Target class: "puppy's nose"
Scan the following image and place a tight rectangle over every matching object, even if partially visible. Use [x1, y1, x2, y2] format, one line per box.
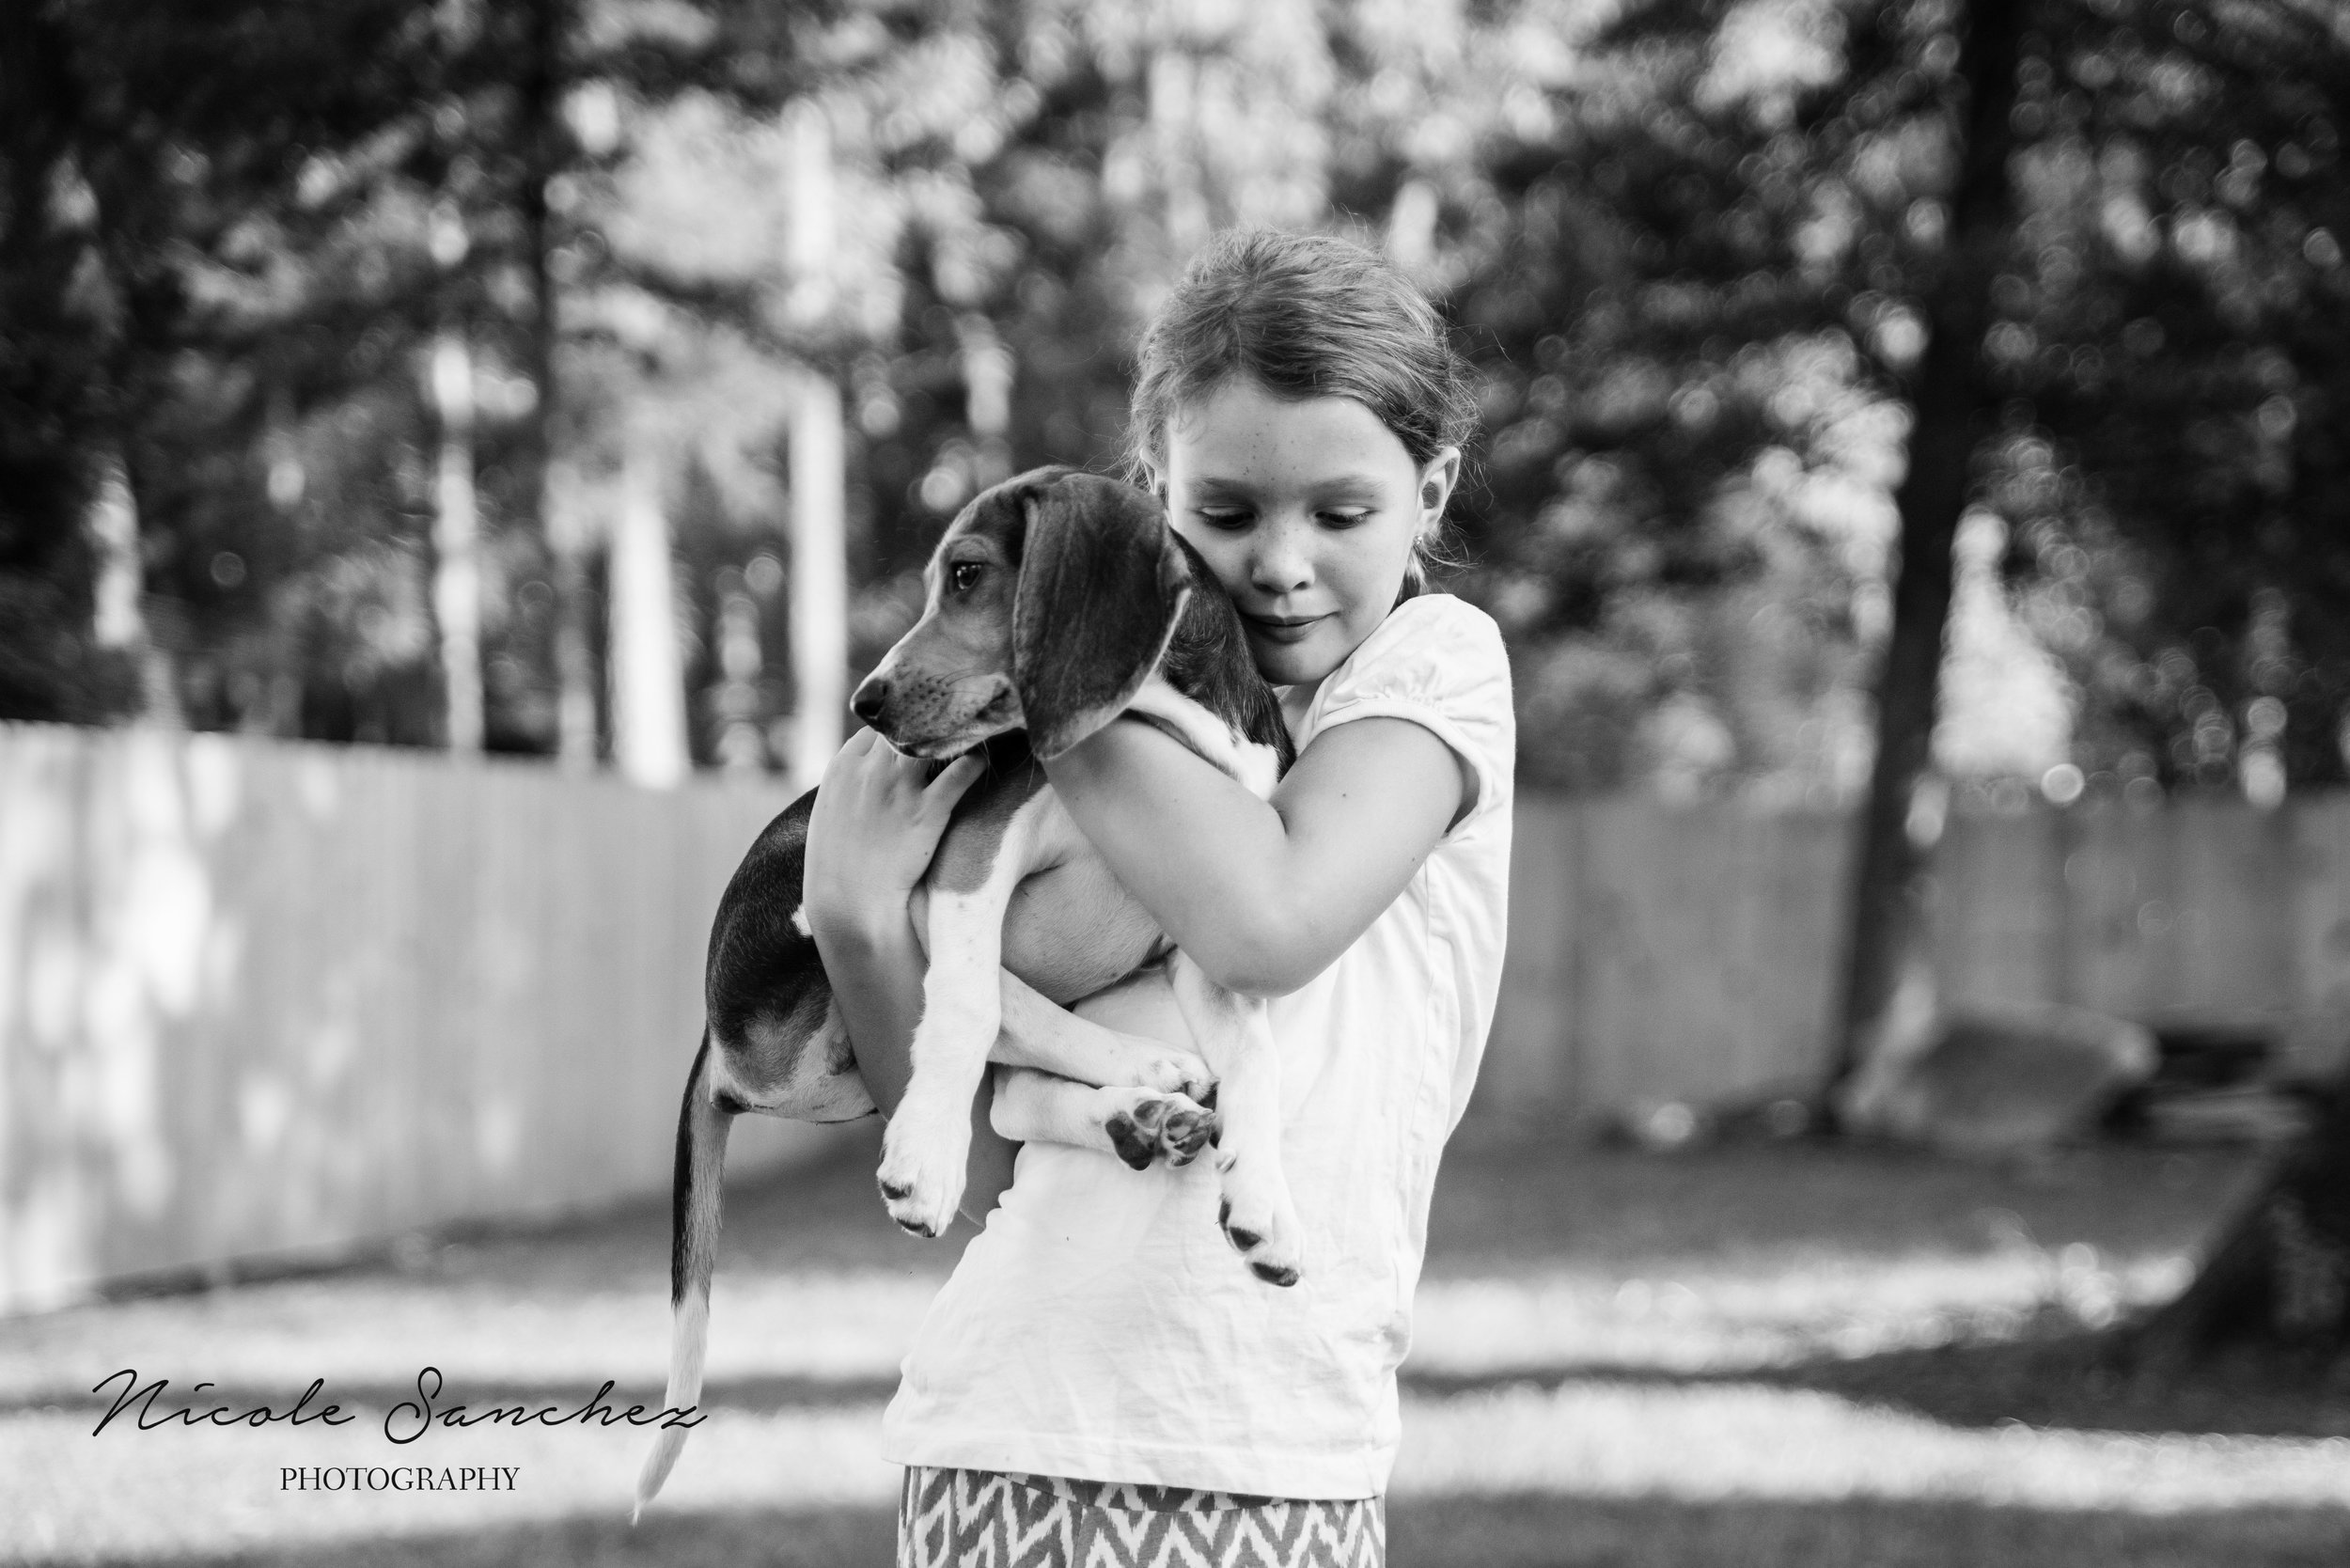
[850, 677, 887, 726]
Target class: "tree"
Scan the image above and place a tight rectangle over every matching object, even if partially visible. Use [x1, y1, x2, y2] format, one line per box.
[2014, 0, 2350, 797]
[0, 0, 432, 728]
[1827, 0, 2030, 1118]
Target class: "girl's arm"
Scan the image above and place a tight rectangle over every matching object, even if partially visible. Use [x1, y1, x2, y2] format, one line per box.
[802, 730, 1016, 1227]
[1041, 715, 1467, 997]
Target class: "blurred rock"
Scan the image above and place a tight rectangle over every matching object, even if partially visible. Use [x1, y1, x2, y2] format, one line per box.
[2140, 1086, 2316, 1146]
[1621, 1098, 1711, 1152]
[1845, 1003, 2158, 1157]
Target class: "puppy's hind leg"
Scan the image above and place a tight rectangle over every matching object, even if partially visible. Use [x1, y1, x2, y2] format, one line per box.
[1170, 957, 1303, 1286]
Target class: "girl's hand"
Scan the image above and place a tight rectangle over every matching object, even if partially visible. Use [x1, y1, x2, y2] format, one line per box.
[803, 729, 986, 939]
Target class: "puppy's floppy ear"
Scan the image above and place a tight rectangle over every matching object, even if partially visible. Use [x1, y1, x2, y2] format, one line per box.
[1011, 471, 1188, 760]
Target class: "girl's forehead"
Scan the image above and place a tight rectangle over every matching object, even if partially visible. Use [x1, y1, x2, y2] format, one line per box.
[1165, 379, 1412, 478]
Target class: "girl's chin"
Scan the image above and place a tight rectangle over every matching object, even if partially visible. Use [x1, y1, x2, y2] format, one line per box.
[1244, 623, 1350, 687]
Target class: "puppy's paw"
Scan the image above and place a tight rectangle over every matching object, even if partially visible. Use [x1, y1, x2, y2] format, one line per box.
[1215, 1163, 1305, 1287]
[1100, 1086, 1215, 1170]
[1158, 1100, 1218, 1167]
[1136, 1051, 1217, 1106]
[875, 1106, 968, 1239]
[1103, 1092, 1164, 1171]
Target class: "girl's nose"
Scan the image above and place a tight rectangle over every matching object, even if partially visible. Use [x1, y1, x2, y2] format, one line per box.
[1249, 519, 1314, 596]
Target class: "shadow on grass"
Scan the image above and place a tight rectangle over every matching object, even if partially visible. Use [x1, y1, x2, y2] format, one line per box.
[45, 1494, 2350, 1568]
[1406, 1327, 2350, 1442]
[1774, 1327, 2350, 1440]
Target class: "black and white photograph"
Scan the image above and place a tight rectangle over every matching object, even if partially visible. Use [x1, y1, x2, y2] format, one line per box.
[4, 0, 2350, 1563]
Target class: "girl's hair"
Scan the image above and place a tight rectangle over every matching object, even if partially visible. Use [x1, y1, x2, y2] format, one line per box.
[1126, 228, 1480, 594]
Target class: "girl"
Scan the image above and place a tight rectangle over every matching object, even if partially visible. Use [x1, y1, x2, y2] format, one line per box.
[805, 228, 1514, 1568]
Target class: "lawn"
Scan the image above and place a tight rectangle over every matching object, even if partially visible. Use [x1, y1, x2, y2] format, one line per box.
[6, 1123, 2347, 1566]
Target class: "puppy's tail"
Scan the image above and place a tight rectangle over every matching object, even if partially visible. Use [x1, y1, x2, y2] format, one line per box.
[634, 1027, 731, 1522]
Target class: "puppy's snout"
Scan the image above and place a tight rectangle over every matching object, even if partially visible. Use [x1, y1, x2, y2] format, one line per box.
[850, 675, 887, 726]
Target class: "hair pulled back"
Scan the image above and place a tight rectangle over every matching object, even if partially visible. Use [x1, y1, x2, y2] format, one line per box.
[1126, 228, 1480, 488]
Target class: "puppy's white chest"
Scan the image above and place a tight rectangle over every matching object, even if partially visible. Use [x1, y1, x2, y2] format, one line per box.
[1123, 675, 1283, 801]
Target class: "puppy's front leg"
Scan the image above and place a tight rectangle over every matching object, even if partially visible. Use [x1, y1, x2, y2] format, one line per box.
[1169, 957, 1303, 1286]
[994, 970, 1214, 1102]
[988, 1067, 1217, 1169]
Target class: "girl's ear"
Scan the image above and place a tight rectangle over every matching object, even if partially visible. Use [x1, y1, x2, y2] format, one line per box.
[1418, 446, 1462, 522]
[1012, 472, 1190, 760]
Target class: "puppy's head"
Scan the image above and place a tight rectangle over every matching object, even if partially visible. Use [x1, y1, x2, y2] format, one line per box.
[853, 467, 1187, 760]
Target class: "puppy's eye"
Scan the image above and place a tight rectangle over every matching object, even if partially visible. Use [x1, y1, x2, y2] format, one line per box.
[949, 561, 984, 593]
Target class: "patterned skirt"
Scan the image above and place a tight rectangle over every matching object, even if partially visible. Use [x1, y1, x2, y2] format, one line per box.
[897, 1465, 1385, 1568]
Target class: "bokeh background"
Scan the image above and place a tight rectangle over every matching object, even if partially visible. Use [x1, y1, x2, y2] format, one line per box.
[7, 0, 2350, 1564]
[11, 0, 2349, 799]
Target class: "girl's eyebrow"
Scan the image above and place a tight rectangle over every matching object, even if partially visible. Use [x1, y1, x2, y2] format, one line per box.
[1190, 475, 1386, 503]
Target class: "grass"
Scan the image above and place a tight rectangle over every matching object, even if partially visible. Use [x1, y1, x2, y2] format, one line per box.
[8, 1122, 2349, 1566]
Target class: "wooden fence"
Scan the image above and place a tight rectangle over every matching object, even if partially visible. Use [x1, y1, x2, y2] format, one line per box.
[0, 723, 828, 1313]
[1481, 792, 2350, 1123]
[6, 721, 2348, 1309]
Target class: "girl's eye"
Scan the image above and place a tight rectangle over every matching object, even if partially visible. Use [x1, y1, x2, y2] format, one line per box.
[1318, 510, 1371, 528]
[949, 562, 983, 592]
[1195, 509, 1253, 530]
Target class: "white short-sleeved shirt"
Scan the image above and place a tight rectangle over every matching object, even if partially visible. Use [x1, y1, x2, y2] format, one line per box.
[878, 593, 1514, 1499]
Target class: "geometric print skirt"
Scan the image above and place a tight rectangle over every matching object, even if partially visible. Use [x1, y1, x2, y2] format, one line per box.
[898, 1466, 1385, 1568]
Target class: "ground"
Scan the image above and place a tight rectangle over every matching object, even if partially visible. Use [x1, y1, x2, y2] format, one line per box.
[5, 1124, 2347, 1566]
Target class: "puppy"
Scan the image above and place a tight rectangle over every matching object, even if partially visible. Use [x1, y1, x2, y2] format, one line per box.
[635, 469, 1304, 1515]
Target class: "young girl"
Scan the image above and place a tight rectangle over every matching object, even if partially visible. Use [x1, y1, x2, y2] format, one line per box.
[804, 228, 1514, 1568]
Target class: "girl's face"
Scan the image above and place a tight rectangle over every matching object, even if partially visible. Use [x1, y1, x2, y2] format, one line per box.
[1161, 376, 1458, 691]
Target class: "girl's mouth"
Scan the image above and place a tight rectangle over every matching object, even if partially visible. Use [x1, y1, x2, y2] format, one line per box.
[1245, 612, 1330, 646]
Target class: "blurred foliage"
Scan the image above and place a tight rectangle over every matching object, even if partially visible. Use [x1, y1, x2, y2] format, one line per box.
[2, 0, 2347, 794]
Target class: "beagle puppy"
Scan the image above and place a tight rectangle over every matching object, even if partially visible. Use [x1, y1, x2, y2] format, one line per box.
[636, 469, 1304, 1514]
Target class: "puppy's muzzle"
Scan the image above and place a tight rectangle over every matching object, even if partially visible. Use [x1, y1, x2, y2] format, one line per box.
[852, 669, 1019, 758]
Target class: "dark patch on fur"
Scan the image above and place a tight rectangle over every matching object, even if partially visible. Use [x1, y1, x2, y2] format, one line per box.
[702, 791, 828, 1058]
[670, 1033, 714, 1307]
[1010, 472, 1189, 760]
[1157, 532, 1296, 774]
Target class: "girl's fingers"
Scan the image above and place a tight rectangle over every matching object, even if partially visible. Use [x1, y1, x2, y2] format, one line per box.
[924, 752, 987, 813]
[820, 726, 881, 786]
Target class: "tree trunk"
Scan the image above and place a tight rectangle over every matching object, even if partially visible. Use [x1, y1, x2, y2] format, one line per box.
[2137, 1070, 2350, 1360]
[429, 329, 484, 753]
[1823, 0, 2030, 1125]
[522, 0, 598, 769]
[85, 438, 181, 726]
[609, 435, 690, 788]
[786, 369, 848, 788]
[782, 103, 847, 788]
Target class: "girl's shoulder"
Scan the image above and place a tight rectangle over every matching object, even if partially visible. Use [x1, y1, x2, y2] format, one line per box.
[1298, 592, 1515, 823]
[1319, 592, 1512, 712]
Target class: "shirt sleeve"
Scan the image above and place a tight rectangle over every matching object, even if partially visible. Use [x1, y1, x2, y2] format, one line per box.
[1304, 595, 1516, 833]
